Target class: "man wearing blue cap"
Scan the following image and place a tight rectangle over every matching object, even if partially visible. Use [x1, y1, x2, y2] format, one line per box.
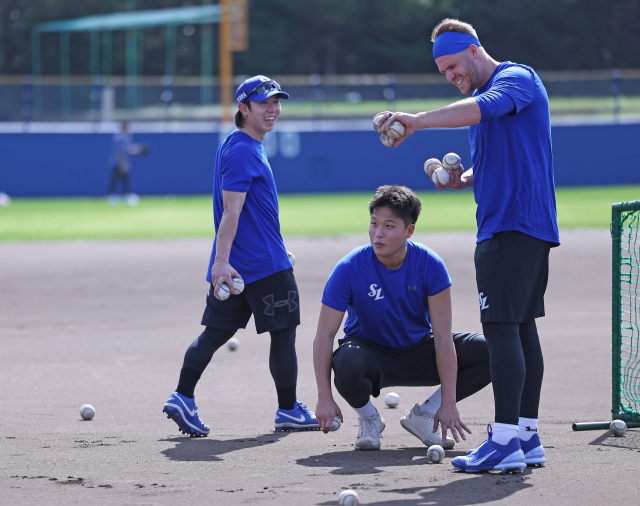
[163, 76, 320, 435]
[376, 18, 559, 472]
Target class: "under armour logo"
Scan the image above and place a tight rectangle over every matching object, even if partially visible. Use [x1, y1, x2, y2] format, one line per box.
[263, 291, 298, 315]
[479, 292, 490, 310]
[407, 285, 417, 292]
[368, 284, 384, 300]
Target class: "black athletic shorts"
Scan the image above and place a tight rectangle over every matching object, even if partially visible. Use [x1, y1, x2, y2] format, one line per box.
[333, 332, 483, 398]
[201, 268, 300, 334]
[474, 230, 552, 323]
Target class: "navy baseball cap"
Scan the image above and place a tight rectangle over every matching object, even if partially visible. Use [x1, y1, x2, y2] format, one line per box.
[235, 75, 290, 104]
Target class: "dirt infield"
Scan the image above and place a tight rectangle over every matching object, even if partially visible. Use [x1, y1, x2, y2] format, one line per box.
[1, 231, 639, 505]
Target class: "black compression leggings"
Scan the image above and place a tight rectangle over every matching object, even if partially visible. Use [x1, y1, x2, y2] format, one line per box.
[482, 321, 544, 425]
[176, 326, 298, 409]
[333, 335, 491, 409]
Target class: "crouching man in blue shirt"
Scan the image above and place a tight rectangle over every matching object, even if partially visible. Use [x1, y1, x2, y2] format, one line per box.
[313, 185, 491, 451]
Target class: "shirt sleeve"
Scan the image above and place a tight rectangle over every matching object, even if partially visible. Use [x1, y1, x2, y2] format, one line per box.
[475, 66, 535, 122]
[321, 260, 353, 312]
[424, 250, 453, 297]
[220, 141, 253, 192]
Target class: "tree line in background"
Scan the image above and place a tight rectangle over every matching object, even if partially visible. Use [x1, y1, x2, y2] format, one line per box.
[1, 0, 639, 77]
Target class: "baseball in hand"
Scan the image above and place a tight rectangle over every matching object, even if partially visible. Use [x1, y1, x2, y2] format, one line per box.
[330, 415, 341, 432]
[380, 132, 395, 147]
[424, 158, 442, 178]
[387, 121, 405, 140]
[231, 277, 244, 295]
[287, 251, 296, 266]
[427, 444, 445, 463]
[432, 167, 450, 186]
[215, 283, 231, 301]
[80, 404, 95, 420]
[372, 114, 387, 133]
[442, 152, 461, 170]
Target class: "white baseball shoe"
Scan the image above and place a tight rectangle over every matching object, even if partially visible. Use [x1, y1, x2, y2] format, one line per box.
[400, 403, 455, 449]
[355, 408, 386, 451]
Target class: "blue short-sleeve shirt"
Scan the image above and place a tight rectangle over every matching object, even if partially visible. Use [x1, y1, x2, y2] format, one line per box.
[206, 130, 291, 284]
[322, 241, 452, 348]
[471, 62, 560, 246]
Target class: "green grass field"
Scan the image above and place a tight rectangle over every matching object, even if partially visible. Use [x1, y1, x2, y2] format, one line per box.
[282, 96, 640, 118]
[1, 186, 639, 242]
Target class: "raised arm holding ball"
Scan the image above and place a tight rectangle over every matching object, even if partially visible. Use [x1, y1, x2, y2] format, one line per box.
[375, 19, 560, 473]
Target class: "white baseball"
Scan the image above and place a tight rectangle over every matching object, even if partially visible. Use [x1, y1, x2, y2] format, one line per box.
[231, 277, 244, 295]
[610, 419, 627, 436]
[442, 152, 461, 170]
[432, 167, 450, 186]
[385, 392, 400, 408]
[387, 120, 405, 140]
[338, 490, 359, 506]
[287, 251, 296, 266]
[215, 283, 231, 301]
[330, 415, 341, 432]
[372, 114, 387, 133]
[427, 444, 445, 463]
[80, 404, 95, 420]
[423, 158, 442, 178]
[227, 337, 239, 351]
[380, 132, 395, 147]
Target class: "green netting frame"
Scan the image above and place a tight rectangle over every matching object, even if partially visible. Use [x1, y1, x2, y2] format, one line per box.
[611, 200, 640, 423]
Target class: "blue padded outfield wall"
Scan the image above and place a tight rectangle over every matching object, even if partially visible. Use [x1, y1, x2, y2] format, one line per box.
[1, 123, 639, 197]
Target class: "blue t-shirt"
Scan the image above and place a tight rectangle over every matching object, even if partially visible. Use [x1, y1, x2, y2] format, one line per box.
[206, 130, 291, 284]
[321, 241, 452, 349]
[109, 132, 132, 169]
[471, 62, 560, 246]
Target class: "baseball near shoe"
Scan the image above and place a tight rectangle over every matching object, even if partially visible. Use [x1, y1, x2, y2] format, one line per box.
[274, 401, 320, 431]
[452, 425, 525, 473]
[355, 408, 386, 451]
[163, 391, 210, 437]
[465, 431, 546, 466]
[400, 403, 455, 449]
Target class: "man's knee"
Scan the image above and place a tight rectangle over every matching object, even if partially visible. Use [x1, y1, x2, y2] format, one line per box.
[333, 345, 375, 388]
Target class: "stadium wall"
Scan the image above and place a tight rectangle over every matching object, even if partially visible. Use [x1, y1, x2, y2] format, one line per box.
[1, 123, 639, 197]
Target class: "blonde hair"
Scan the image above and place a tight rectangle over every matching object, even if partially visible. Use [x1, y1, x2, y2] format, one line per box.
[431, 18, 478, 43]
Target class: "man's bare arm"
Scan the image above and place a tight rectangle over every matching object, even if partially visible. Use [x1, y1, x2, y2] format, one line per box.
[313, 304, 346, 433]
[428, 287, 471, 443]
[375, 98, 482, 148]
[211, 190, 246, 297]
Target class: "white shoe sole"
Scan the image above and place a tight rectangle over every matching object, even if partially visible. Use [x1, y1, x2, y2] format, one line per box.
[400, 417, 455, 449]
[355, 438, 381, 451]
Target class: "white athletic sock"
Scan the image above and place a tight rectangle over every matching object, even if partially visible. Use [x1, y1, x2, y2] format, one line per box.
[519, 417, 538, 441]
[353, 400, 377, 419]
[492, 423, 519, 446]
[417, 388, 441, 415]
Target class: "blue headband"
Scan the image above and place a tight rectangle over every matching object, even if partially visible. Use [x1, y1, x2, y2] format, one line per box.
[432, 32, 482, 60]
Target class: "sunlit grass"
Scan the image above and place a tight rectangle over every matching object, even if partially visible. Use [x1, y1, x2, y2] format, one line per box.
[1, 186, 639, 242]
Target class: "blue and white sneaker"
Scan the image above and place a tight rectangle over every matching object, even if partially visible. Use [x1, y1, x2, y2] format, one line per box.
[274, 401, 320, 431]
[520, 432, 546, 466]
[163, 391, 210, 437]
[465, 431, 546, 466]
[452, 425, 526, 473]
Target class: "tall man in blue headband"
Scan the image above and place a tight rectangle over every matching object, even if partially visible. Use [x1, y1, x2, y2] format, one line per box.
[375, 18, 559, 473]
[163, 76, 320, 436]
